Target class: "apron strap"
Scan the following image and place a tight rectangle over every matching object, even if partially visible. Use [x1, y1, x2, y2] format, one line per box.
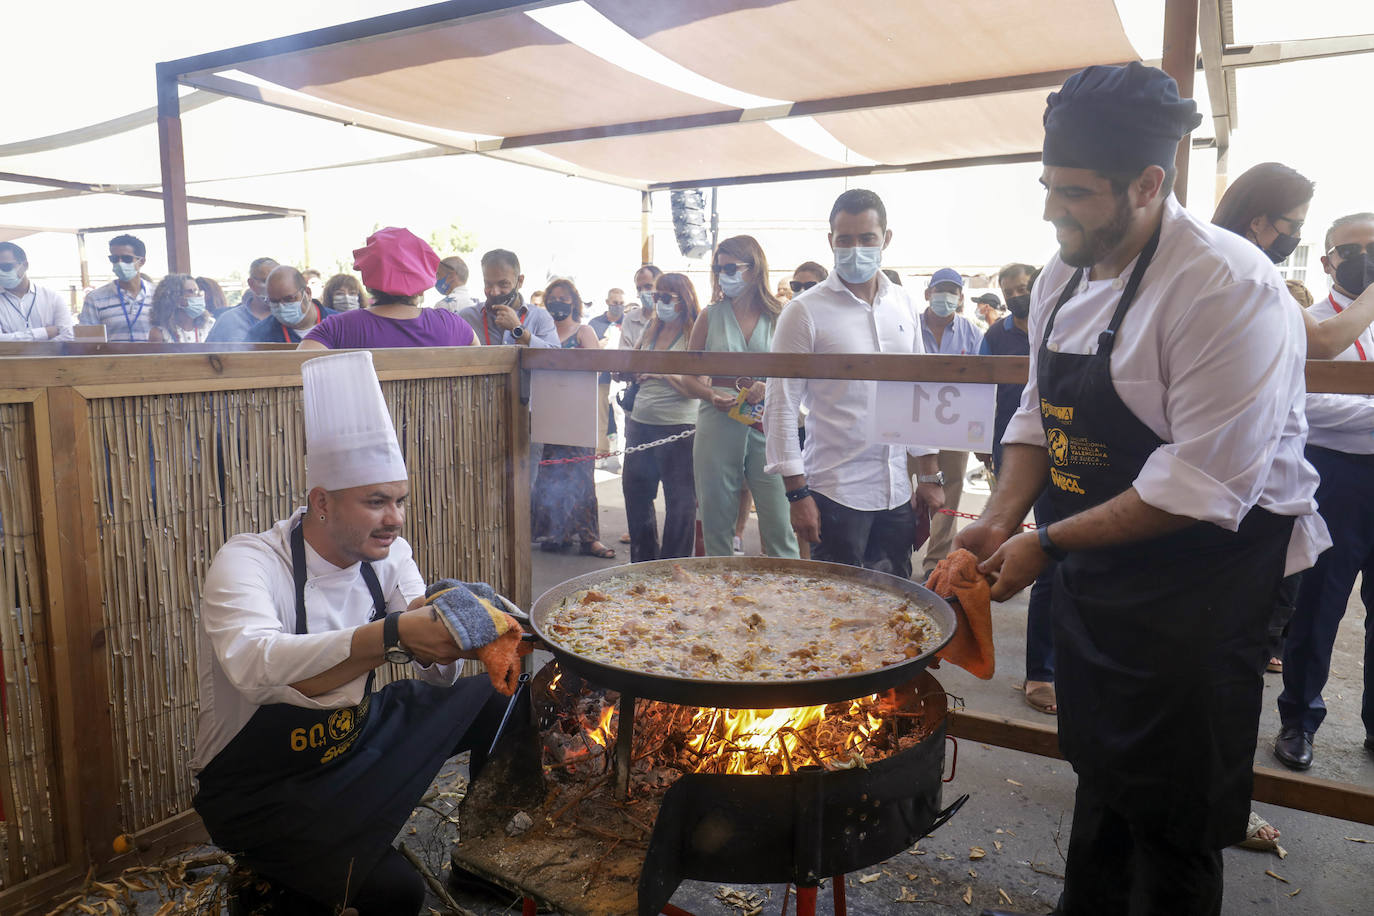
[290, 519, 389, 634]
[1040, 221, 1165, 358]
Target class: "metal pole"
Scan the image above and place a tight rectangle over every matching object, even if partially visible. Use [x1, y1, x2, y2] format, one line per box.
[614, 692, 635, 800]
[710, 187, 720, 256]
[1161, 0, 1200, 205]
[301, 212, 312, 267]
[640, 190, 653, 265]
[76, 231, 89, 290]
[155, 65, 192, 273]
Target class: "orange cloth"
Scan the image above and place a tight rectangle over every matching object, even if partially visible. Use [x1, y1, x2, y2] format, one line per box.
[924, 548, 996, 680]
[475, 625, 526, 696]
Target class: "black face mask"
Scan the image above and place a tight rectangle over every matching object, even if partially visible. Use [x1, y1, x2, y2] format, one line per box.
[547, 303, 573, 321]
[486, 290, 518, 310]
[1335, 253, 1374, 298]
[1263, 231, 1300, 265]
[1006, 293, 1031, 319]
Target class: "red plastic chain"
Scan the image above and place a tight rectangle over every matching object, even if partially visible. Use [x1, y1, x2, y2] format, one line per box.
[936, 507, 1038, 530]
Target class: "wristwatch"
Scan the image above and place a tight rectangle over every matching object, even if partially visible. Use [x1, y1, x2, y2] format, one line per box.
[1037, 525, 1068, 562]
[915, 471, 946, 486]
[510, 325, 525, 340]
[382, 612, 413, 664]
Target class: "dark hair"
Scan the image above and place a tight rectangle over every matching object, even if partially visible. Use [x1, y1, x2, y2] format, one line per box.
[1212, 163, 1315, 240]
[366, 288, 421, 307]
[440, 255, 469, 285]
[109, 234, 146, 258]
[1326, 212, 1374, 253]
[794, 260, 828, 281]
[195, 276, 227, 315]
[711, 235, 782, 316]
[829, 188, 887, 231]
[249, 256, 278, 276]
[150, 273, 208, 332]
[0, 241, 27, 263]
[638, 273, 701, 348]
[997, 263, 1036, 285]
[480, 249, 521, 276]
[882, 268, 902, 286]
[543, 278, 584, 322]
[1098, 166, 1177, 199]
[323, 273, 364, 309]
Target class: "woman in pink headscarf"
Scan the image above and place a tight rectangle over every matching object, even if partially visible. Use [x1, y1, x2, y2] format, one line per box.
[299, 227, 478, 350]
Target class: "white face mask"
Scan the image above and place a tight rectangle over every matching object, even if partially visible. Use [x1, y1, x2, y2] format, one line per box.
[333, 292, 360, 310]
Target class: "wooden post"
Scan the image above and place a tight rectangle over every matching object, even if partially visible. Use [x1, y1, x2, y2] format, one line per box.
[1161, 0, 1200, 205]
[76, 231, 89, 291]
[156, 65, 192, 273]
[506, 361, 531, 609]
[640, 190, 654, 265]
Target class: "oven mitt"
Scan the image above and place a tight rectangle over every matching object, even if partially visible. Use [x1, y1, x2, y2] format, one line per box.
[924, 549, 995, 679]
[425, 579, 525, 695]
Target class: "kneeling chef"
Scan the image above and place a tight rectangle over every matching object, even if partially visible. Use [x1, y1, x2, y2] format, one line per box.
[192, 350, 527, 915]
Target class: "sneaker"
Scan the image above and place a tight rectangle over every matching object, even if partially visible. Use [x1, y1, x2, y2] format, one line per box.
[732, 535, 745, 555]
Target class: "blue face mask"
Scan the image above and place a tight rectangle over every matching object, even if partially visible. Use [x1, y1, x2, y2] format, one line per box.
[655, 300, 680, 322]
[271, 298, 307, 327]
[435, 276, 452, 296]
[639, 290, 654, 311]
[0, 267, 21, 290]
[718, 270, 749, 299]
[928, 291, 959, 317]
[114, 261, 139, 282]
[833, 246, 882, 284]
[182, 296, 207, 319]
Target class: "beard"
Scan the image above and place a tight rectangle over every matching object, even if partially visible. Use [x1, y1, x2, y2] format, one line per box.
[1056, 192, 1133, 268]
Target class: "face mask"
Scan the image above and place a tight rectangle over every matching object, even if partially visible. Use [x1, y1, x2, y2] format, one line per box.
[0, 267, 21, 290]
[435, 276, 452, 296]
[655, 300, 679, 322]
[638, 290, 654, 311]
[1263, 231, 1300, 265]
[114, 261, 139, 282]
[547, 301, 574, 321]
[607, 304, 624, 320]
[1335, 253, 1374, 298]
[307, 280, 321, 299]
[333, 292, 359, 310]
[487, 290, 518, 310]
[182, 296, 206, 319]
[833, 245, 882, 284]
[271, 298, 307, 326]
[928, 292, 959, 317]
[718, 271, 749, 299]
[1006, 293, 1031, 319]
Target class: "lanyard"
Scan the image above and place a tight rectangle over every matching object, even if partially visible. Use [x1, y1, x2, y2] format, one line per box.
[281, 303, 319, 343]
[1, 288, 37, 327]
[483, 306, 528, 345]
[1327, 294, 1368, 361]
[115, 284, 145, 339]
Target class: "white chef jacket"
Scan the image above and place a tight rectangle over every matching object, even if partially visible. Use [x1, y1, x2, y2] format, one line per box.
[1302, 289, 1374, 455]
[764, 270, 936, 512]
[192, 508, 458, 772]
[0, 284, 75, 340]
[1002, 195, 1329, 576]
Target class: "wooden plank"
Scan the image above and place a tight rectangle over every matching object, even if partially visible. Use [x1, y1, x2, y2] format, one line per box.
[156, 73, 191, 274]
[522, 349, 1033, 383]
[1162, 0, 1200, 205]
[0, 388, 42, 404]
[40, 386, 122, 861]
[506, 364, 531, 609]
[0, 862, 85, 916]
[949, 707, 1064, 760]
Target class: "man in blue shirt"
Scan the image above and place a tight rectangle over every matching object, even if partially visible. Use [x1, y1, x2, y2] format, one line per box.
[245, 265, 338, 344]
[918, 268, 984, 579]
[207, 257, 277, 342]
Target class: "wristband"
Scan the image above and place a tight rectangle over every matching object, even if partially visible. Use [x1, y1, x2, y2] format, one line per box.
[1037, 524, 1067, 562]
[785, 485, 813, 504]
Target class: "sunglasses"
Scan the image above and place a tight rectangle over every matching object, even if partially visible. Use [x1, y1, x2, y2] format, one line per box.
[790, 280, 818, 293]
[652, 292, 680, 305]
[1271, 215, 1305, 236]
[108, 254, 139, 264]
[712, 261, 753, 276]
[1329, 242, 1374, 260]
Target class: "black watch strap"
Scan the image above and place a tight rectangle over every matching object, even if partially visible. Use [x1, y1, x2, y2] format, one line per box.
[383, 611, 402, 651]
[785, 484, 813, 503]
[1037, 525, 1067, 562]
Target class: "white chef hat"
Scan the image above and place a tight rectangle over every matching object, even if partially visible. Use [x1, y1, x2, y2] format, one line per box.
[302, 351, 407, 491]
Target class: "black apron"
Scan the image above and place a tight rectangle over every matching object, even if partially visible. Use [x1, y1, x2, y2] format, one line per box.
[1038, 228, 1292, 850]
[193, 521, 501, 905]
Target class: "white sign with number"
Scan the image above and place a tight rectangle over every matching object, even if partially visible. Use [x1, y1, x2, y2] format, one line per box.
[867, 381, 996, 451]
[531, 370, 599, 448]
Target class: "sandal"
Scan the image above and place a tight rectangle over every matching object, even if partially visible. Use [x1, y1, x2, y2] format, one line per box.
[1267, 657, 1283, 673]
[619, 532, 631, 544]
[1237, 811, 1284, 854]
[581, 541, 616, 559]
[1024, 682, 1058, 715]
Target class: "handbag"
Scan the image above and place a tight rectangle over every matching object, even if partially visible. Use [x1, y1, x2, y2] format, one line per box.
[617, 381, 640, 413]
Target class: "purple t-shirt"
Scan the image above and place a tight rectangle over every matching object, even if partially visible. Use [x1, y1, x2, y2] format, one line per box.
[304, 307, 477, 349]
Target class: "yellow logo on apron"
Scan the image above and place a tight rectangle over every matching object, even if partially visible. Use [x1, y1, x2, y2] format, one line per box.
[1050, 466, 1086, 495]
[1041, 399, 1074, 423]
[1048, 428, 1070, 466]
[327, 708, 355, 741]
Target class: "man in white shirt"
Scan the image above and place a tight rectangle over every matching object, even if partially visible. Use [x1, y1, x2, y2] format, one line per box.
[193, 351, 523, 915]
[1274, 211, 1374, 771]
[765, 189, 946, 578]
[434, 254, 479, 312]
[959, 63, 1326, 916]
[0, 242, 75, 340]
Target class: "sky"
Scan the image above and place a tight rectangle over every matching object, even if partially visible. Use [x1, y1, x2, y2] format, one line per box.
[3, 0, 1373, 305]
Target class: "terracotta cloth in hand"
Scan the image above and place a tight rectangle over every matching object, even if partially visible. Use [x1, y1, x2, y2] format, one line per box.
[924, 548, 995, 679]
[475, 626, 525, 696]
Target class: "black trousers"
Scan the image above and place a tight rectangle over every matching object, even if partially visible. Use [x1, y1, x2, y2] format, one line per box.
[230, 844, 425, 916]
[810, 491, 915, 579]
[1058, 779, 1223, 916]
[621, 418, 697, 562]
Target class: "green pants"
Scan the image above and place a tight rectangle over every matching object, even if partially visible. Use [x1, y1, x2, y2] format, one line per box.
[693, 404, 799, 558]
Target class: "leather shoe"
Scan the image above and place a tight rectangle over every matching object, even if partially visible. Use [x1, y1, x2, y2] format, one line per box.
[1273, 727, 1314, 770]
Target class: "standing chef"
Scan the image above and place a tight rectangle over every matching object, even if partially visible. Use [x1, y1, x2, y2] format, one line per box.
[192, 350, 523, 915]
[961, 63, 1327, 916]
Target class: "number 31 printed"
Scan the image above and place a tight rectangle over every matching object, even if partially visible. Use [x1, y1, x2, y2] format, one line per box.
[911, 384, 961, 425]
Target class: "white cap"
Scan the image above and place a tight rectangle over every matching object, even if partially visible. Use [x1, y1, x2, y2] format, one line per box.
[302, 351, 407, 491]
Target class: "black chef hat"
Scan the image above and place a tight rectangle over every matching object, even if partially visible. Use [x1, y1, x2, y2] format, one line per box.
[1043, 62, 1202, 174]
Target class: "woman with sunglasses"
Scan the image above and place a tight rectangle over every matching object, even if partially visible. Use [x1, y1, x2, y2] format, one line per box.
[532, 279, 617, 560]
[148, 273, 216, 343]
[622, 273, 702, 562]
[684, 237, 799, 558]
[1213, 162, 1374, 359]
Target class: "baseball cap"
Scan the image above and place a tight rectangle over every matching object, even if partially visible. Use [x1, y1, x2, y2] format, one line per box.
[929, 268, 964, 288]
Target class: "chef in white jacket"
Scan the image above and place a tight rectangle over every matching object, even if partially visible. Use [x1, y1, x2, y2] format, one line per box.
[192, 350, 512, 916]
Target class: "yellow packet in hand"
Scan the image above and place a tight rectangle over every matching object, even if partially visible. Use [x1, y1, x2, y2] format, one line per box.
[727, 387, 765, 426]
